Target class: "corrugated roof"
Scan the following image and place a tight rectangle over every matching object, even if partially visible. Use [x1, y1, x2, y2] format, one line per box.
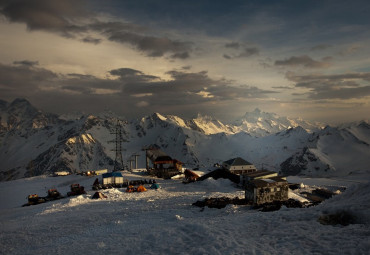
[223, 157, 253, 166]
[250, 177, 287, 188]
[244, 170, 276, 178]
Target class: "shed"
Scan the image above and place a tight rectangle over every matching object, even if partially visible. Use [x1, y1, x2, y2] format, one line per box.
[222, 157, 257, 175]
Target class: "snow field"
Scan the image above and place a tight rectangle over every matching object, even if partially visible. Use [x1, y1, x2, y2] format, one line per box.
[1, 173, 370, 254]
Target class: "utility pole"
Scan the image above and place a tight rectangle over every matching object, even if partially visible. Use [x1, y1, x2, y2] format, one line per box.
[132, 154, 140, 169]
[128, 158, 135, 172]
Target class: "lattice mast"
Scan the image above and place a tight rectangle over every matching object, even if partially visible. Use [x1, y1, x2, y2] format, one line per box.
[110, 120, 126, 171]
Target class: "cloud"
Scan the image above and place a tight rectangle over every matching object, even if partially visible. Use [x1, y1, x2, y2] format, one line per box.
[310, 44, 332, 51]
[272, 86, 294, 90]
[0, 61, 279, 118]
[13, 60, 39, 66]
[0, 0, 193, 58]
[109, 68, 160, 82]
[275, 55, 331, 68]
[223, 47, 259, 59]
[286, 71, 370, 100]
[82, 36, 102, 44]
[0, 0, 88, 38]
[339, 44, 361, 56]
[225, 42, 240, 49]
[0, 62, 57, 94]
[106, 31, 192, 58]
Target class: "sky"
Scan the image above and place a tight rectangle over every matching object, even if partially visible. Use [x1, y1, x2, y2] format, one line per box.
[0, 0, 370, 124]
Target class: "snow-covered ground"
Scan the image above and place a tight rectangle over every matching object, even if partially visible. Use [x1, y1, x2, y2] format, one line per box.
[1, 172, 370, 255]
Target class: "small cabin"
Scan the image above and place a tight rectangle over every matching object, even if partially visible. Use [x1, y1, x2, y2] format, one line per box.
[222, 157, 257, 175]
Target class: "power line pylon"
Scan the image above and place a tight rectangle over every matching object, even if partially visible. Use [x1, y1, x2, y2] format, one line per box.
[110, 120, 127, 172]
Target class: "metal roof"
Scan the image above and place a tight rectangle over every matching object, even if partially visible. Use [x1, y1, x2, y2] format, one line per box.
[223, 157, 253, 166]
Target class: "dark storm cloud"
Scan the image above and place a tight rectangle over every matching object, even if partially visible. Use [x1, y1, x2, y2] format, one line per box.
[0, 61, 279, 117]
[13, 60, 39, 66]
[0, 0, 88, 38]
[0, 0, 193, 58]
[286, 71, 370, 100]
[106, 31, 192, 58]
[0, 62, 56, 92]
[275, 55, 331, 68]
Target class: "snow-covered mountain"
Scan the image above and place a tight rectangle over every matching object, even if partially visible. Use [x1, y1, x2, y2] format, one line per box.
[0, 98, 369, 181]
[233, 108, 321, 136]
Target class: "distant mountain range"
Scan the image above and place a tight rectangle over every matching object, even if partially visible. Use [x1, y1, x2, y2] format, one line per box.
[1, 98, 369, 181]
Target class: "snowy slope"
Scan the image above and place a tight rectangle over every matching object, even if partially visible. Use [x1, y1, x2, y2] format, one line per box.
[280, 124, 370, 177]
[0, 173, 369, 255]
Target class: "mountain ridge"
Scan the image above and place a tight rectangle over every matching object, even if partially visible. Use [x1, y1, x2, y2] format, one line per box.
[0, 98, 369, 181]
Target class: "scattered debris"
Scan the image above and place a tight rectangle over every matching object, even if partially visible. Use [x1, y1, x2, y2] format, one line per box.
[92, 192, 107, 199]
[193, 197, 250, 209]
[255, 199, 307, 212]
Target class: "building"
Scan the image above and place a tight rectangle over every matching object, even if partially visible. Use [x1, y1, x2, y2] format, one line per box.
[54, 171, 70, 176]
[222, 157, 257, 175]
[145, 147, 182, 179]
[245, 177, 289, 205]
[94, 169, 108, 175]
[102, 172, 125, 187]
[241, 169, 280, 186]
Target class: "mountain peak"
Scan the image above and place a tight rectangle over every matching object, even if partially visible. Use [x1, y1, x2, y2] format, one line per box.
[10, 98, 31, 104]
[253, 108, 261, 113]
[152, 112, 167, 121]
[7, 98, 38, 115]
